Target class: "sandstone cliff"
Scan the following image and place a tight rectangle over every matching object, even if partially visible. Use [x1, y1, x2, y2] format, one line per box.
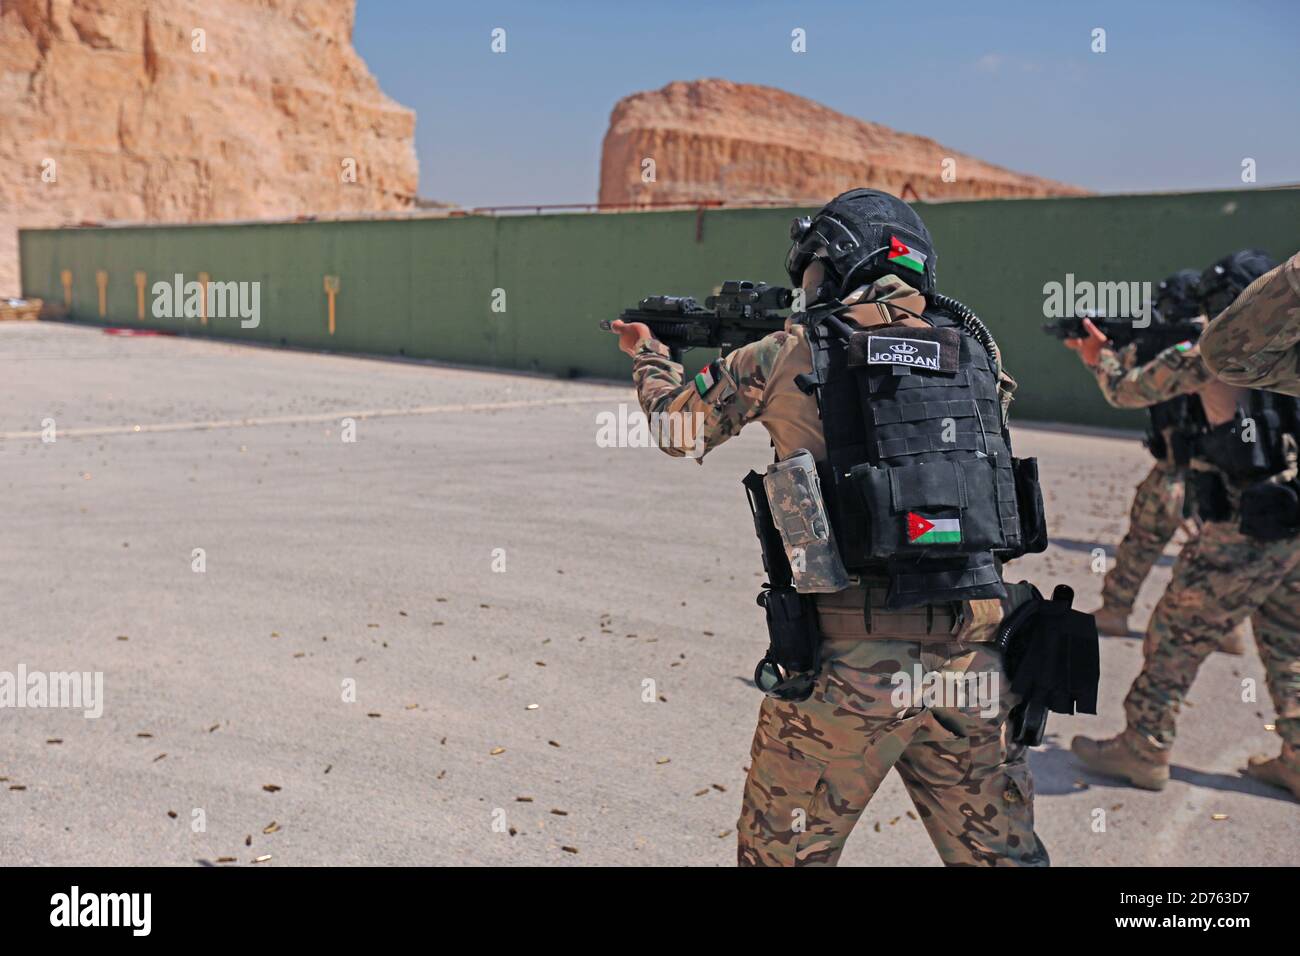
[599, 79, 1087, 208]
[0, 0, 418, 295]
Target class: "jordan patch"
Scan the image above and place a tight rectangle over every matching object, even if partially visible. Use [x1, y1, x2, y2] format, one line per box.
[866, 335, 943, 371]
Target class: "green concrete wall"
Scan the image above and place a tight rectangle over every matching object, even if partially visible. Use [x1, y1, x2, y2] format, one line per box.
[19, 188, 1300, 426]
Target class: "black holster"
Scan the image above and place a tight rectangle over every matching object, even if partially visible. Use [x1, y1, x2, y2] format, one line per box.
[757, 586, 821, 675]
[1188, 469, 1233, 523]
[744, 470, 823, 701]
[1143, 428, 1168, 462]
[1168, 431, 1194, 468]
[994, 584, 1100, 746]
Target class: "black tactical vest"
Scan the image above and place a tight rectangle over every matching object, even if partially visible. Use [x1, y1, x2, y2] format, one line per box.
[1146, 395, 1204, 465]
[1193, 388, 1300, 482]
[1136, 334, 1205, 465]
[805, 303, 1046, 609]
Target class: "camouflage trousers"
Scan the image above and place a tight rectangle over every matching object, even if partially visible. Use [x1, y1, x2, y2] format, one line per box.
[737, 638, 1050, 867]
[1125, 519, 1300, 759]
[1101, 463, 1186, 610]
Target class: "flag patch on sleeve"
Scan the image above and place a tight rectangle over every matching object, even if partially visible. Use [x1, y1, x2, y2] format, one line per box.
[694, 359, 722, 397]
[1174, 340, 1194, 352]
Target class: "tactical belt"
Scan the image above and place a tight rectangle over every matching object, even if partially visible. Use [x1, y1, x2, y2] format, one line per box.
[815, 583, 963, 640]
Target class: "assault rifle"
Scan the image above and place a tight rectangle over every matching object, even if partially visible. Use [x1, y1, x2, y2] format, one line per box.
[600, 279, 793, 362]
[1042, 311, 1204, 362]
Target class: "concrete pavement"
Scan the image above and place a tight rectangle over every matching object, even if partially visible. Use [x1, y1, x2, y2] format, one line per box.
[1, 321, 1293, 866]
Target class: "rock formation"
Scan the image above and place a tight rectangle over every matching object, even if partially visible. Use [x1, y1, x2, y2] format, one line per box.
[0, 0, 418, 295]
[599, 79, 1087, 208]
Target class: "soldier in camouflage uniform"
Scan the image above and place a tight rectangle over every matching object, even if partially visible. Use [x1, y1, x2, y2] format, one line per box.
[1065, 282, 1300, 801]
[1097, 462, 1246, 657]
[1202, 251, 1300, 397]
[1092, 342, 1191, 638]
[610, 208, 1050, 865]
[1089, 275, 1246, 654]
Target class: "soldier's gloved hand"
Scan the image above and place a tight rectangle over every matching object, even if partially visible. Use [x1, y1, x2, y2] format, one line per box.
[1064, 317, 1109, 366]
[610, 319, 653, 357]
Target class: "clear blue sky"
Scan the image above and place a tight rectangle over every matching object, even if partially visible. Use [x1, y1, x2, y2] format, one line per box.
[354, 0, 1300, 207]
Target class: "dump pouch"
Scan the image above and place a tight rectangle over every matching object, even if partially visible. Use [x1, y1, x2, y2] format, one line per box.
[994, 584, 1100, 746]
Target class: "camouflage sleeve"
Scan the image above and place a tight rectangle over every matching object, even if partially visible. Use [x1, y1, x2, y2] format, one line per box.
[1200, 251, 1300, 397]
[997, 368, 1017, 422]
[1091, 340, 1214, 409]
[629, 332, 788, 460]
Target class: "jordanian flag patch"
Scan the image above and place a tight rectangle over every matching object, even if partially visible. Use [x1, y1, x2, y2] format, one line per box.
[694, 359, 721, 397]
[888, 235, 927, 274]
[907, 512, 962, 545]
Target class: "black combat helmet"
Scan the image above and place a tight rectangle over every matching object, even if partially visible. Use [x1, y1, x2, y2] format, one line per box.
[786, 188, 937, 301]
[1152, 268, 1203, 323]
[1196, 248, 1277, 319]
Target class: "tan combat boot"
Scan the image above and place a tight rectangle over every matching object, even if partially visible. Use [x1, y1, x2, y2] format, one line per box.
[1091, 604, 1131, 637]
[1216, 618, 1250, 656]
[1243, 745, 1300, 801]
[1071, 730, 1171, 791]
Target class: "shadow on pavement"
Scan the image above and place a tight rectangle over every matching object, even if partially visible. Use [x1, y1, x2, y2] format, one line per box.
[1029, 740, 1294, 804]
[1050, 536, 1176, 569]
[1167, 763, 1295, 803]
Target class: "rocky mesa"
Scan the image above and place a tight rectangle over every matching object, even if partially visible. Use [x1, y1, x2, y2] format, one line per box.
[0, 0, 418, 295]
[599, 79, 1087, 207]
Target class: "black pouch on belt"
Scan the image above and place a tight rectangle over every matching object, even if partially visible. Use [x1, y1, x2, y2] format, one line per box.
[1240, 478, 1300, 541]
